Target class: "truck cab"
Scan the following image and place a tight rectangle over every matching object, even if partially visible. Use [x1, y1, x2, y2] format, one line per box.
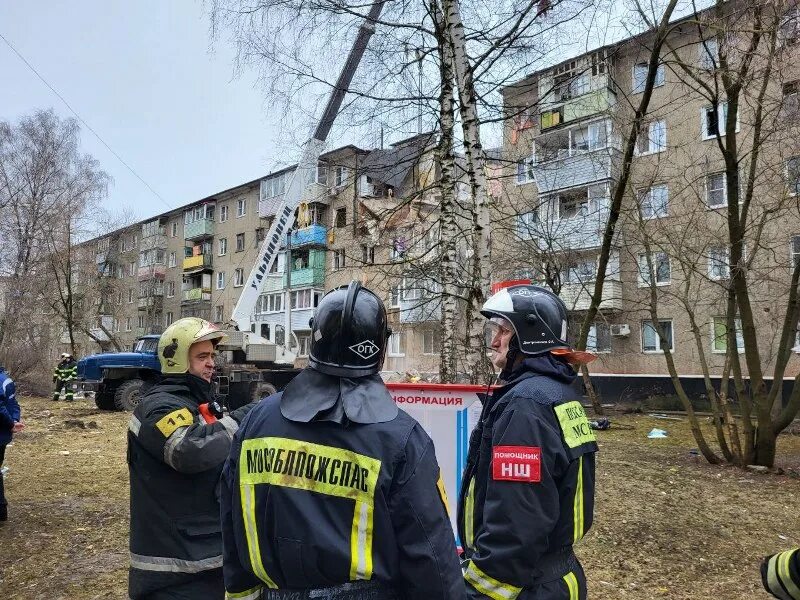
[75, 335, 161, 410]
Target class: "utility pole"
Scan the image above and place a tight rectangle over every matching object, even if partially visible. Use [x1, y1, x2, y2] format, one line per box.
[284, 229, 293, 353]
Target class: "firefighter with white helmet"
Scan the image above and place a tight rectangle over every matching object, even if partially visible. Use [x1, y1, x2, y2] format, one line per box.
[457, 284, 598, 600]
[53, 352, 77, 401]
[127, 317, 257, 599]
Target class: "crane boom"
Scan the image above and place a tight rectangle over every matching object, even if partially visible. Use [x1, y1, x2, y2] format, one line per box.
[231, 1, 386, 333]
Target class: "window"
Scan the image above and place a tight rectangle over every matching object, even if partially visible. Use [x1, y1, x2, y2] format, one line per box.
[214, 305, 224, 323]
[423, 330, 441, 355]
[335, 208, 347, 228]
[255, 228, 266, 245]
[516, 211, 538, 240]
[334, 166, 349, 187]
[125, 317, 132, 332]
[256, 292, 283, 314]
[234, 268, 244, 287]
[220, 205, 229, 222]
[708, 247, 730, 280]
[391, 238, 408, 261]
[699, 38, 718, 69]
[166, 281, 175, 297]
[165, 312, 173, 327]
[128, 261, 136, 277]
[702, 103, 738, 140]
[712, 317, 744, 353]
[170, 221, 178, 237]
[587, 322, 611, 353]
[128, 289, 134, 303]
[361, 245, 375, 264]
[792, 236, 800, 269]
[638, 252, 671, 286]
[138, 315, 146, 329]
[168, 252, 176, 268]
[642, 320, 674, 352]
[290, 289, 314, 309]
[388, 332, 405, 357]
[389, 284, 402, 308]
[565, 259, 596, 283]
[269, 252, 285, 274]
[632, 62, 665, 93]
[237, 198, 247, 217]
[117, 265, 124, 279]
[217, 271, 225, 290]
[236, 233, 245, 253]
[635, 120, 667, 155]
[780, 7, 800, 46]
[557, 190, 589, 219]
[333, 249, 346, 270]
[516, 157, 535, 184]
[316, 163, 328, 185]
[639, 185, 669, 219]
[298, 334, 312, 357]
[706, 173, 727, 208]
[218, 238, 228, 256]
[261, 173, 287, 199]
[787, 157, 800, 196]
[290, 249, 310, 270]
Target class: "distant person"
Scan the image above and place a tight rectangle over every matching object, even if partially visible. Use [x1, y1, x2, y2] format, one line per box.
[0, 364, 24, 522]
[761, 547, 799, 599]
[53, 353, 77, 401]
[127, 318, 256, 599]
[220, 281, 464, 599]
[458, 284, 598, 600]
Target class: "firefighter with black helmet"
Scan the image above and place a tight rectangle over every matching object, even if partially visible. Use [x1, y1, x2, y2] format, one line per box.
[221, 281, 465, 599]
[53, 353, 77, 401]
[457, 284, 598, 600]
[127, 317, 257, 599]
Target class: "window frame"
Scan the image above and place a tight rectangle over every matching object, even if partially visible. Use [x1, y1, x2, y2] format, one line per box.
[632, 62, 665, 94]
[234, 268, 244, 287]
[635, 120, 667, 156]
[217, 271, 226, 290]
[422, 330, 441, 355]
[236, 198, 247, 218]
[516, 156, 535, 185]
[235, 233, 245, 253]
[220, 205, 229, 222]
[388, 331, 405, 357]
[707, 246, 730, 280]
[218, 238, 228, 256]
[786, 156, 800, 197]
[698, 38, 719, 70]
[641, 319, 674, 353]
[711, 316, 745, 354]
[705, 172, 728, 208]
[701, 102, 739, 141]
[637, 252, 671, 287]
[638, 184, 669, 219]
[586, 322, 612, 353]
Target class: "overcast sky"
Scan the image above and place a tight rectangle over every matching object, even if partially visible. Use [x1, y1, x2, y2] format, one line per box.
[1, 1, 294, 221]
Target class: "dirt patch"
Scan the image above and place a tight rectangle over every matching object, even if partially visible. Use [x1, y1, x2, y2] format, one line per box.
[1, 396, 798, 598]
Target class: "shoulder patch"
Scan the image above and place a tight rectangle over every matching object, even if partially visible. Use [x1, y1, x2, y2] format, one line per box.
[492, 445, 541, 482]
[554, 401, 596, 448]
[155, 408, 193, 438]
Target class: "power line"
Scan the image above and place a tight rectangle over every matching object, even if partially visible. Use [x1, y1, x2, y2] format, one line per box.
[0, 30, 173, 211]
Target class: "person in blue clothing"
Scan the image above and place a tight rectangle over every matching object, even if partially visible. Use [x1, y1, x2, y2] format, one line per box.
[0, 364, 24, 523]
[457, 284, 598, 600]
[220, 281, 464, 600]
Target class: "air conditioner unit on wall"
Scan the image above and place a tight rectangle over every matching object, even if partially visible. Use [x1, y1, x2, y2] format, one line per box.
[610, 324, 630, 337]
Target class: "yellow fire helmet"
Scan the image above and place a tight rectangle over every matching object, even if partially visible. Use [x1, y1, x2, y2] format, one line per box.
[157, 317, 228, 375]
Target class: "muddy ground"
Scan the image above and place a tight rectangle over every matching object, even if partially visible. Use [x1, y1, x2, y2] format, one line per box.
[0, 396, 798, 599]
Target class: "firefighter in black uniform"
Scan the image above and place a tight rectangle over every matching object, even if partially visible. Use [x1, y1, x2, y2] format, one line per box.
[221, 281, 465, 600]
[53, 353, 77, 401]
[127, 317, 256, 599]
[762, 547, 800, 599]
[457, 284, 598, 600]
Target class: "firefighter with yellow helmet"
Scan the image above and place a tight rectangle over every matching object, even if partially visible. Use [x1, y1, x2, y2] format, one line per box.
[127, 317, 257, 599]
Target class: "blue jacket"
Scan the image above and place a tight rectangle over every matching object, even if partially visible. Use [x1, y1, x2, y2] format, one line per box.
[0, 370, 20, 446]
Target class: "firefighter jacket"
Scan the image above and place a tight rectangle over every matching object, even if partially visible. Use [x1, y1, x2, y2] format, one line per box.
[0, 370, 20, 446]
[54, 359, 77, 382]
[457, 355, 597, 600]
[220, 385, 465, 600]
[762, 547, 800, 599]
[127, 374, 244, 598]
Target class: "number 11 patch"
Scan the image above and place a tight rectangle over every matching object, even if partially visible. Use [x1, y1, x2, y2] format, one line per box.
[492, 446, 541, 482]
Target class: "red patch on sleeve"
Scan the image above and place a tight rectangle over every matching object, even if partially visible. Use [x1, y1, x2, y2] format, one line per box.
[492, 446, 541, 482]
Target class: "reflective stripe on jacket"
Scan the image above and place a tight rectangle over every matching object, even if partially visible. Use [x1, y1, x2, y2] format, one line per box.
[762, 548, 800, 599]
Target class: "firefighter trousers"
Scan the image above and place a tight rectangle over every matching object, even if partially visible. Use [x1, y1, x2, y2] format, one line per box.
[526, 560, 586, 600]
[53, 380, 73, 401]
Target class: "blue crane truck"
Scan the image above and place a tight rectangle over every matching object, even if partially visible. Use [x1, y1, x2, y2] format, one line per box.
[74, 334, 298, 411]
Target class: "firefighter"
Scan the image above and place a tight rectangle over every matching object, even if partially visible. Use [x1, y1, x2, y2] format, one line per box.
[221, 281, 464, 599]
[53, 353, 77, 401]
[127, 317, 256, 599]
[0, 364, 24, 522]
[457, 284, 598, 600]
[761, 547, 800, 599]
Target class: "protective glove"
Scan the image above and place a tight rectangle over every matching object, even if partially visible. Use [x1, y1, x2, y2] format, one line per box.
[229, 401, 259, 425]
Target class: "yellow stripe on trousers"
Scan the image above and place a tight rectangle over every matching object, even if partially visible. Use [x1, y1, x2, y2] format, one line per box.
[573, 456, 584, 543]
[562, 571, 579, 600]
[464, 478, 476, 550]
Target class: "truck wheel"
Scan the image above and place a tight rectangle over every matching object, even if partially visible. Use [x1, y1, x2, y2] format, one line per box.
[251, 382, 277, 403]
[115, 379, 144, 411]
[95, 392, 116, 411]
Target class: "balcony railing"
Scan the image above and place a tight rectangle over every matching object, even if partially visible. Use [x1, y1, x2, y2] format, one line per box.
[182, 287, 212, 302]
[289, 224, 327, 247]
[137, 264, 167, 280]
[527, 209, 612, 252]
[559, 279, 623, 311]
[399, 297, 441, 323]
[140, 234, 168, 251]
[531, 147, 619, 194]
[182, 254, 213, 271]
[184, 218, 214, 240]
[540, 88, 616, 131]
[284, 264, 325, 288]
[138, 296, 163, 310]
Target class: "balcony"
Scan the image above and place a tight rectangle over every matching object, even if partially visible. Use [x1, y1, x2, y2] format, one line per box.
[182, 254, 213, 272]
[399, 298, 441, 323]
[138, 296, 163, 311]
[289, 224, 327, 248]
[95, 251, 108, 265]
[540, 88, 616, 131]
[560, 279, 623, 311]
[140, 234, 168, 251]
[284, 264, 325, 288]
[531, 147, 619, 195]
[184, 218, 214, 241]
[138, 264, 167, 280]
[182, 287, 212, 303]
